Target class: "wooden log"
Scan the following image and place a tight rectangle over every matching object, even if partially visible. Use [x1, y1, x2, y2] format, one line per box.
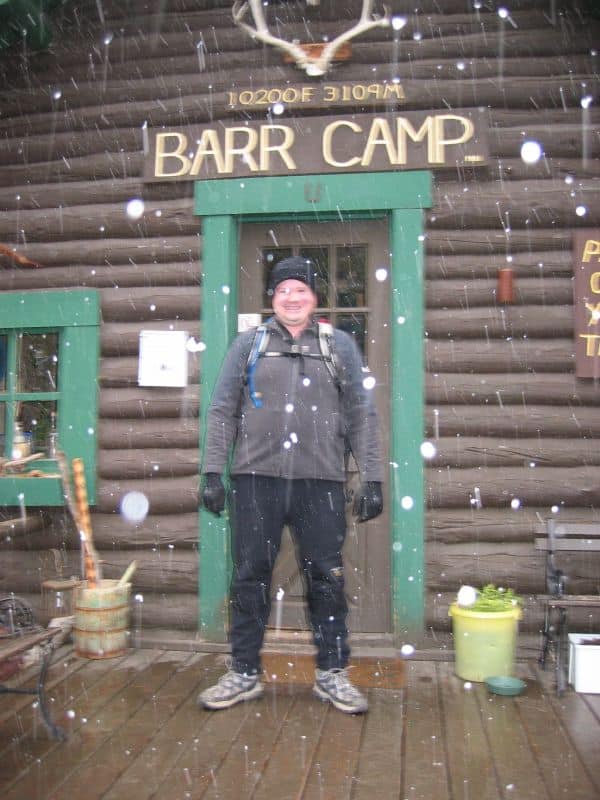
[489, 124, 600, 159]
[100, 355, 200, 387]
[125, 592, 198, 631]
[426, 372, 600, 405]
[99, 418, 199, 449]
[0, 510, 52, 542]
[490, 157, 600, 181]
[428, 436, 600, 469]
[426, 464, 600, 508]
[0, 262, 201, 292]
[99, 387, 200, 418]
[430, 180, 600, 229]
[0, 198, 197, 242]
[425, 229, 571, 255]
[0, 177, 145, 211]
[426, 507, 600, 545]
[0, 151, 143, 187]
[426, 250, 573, 280]
[426, 404, 600, 438]
[100, 286, 201, 322]
[101, 322, 201, 357]
[425, 278, 573, 309]
[95, 476, 199, 514]
[425, 337, 574, 373]
[426, 306, 573, 338]
[91, 512, 199, 549]
[0, 548, 197, 594]
[98, 448, 200, 479]
[426, 542, 599, 595]
[0, 236, 200, 267]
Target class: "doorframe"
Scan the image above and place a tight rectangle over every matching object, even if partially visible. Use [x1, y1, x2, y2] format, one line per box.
[194, 171, 432, 644]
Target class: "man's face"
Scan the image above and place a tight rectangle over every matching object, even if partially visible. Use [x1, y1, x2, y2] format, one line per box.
[271, 278, 318, 331]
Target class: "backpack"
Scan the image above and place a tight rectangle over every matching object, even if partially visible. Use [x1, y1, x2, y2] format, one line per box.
[245, 319, 341, 408]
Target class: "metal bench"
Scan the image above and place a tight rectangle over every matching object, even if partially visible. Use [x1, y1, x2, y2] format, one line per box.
[535, 519, 600, 693]
[0, 599, 66, 740]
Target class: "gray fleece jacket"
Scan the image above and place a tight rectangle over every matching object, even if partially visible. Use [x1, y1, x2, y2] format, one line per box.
[202, 317, 383, 483]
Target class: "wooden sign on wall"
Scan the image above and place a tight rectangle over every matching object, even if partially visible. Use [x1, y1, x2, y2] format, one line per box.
[574, 229, 600, 379]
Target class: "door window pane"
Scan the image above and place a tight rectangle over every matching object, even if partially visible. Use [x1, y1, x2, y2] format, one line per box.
[18, 400, 57, 455]
[299, 246, 330, 308]
[337, 313, 366, 353]
[336, 246, 367, 308]
[17, 332, 59, 392]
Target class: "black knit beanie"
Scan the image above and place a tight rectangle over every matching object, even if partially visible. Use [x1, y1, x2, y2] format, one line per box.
[267, 256, 317, 295]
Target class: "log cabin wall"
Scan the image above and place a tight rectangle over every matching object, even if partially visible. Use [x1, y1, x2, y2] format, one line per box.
[0, 0, 599, 644]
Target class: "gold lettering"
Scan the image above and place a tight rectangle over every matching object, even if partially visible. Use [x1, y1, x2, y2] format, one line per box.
[224, 127, 259, 172]
[582, 240, 600, 262]
[395, 117, 431, 164]
[585, 302, 600, 325]
[367, 84, 383, 99]
[189, 129, 226, 175]
[361, 117, 397, 166]
[579, 333, 600, 356]
[383, 83, 406, 101]
[322, 120, 362, 167]
[154, 132, 191, 178]
[259, 125, 296, 171]
[430, 114, 475, 164]
[301, 86, 315, 102]
[590, 271, 600, 293]
[323, 85, 338, 102]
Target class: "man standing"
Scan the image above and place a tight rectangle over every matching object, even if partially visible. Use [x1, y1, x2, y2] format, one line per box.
[199, 256, 383, 714]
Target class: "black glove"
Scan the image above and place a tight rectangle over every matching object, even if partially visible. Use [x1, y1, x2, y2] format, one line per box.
[353, 482, 383, 522]
[202, 473, 226, 516]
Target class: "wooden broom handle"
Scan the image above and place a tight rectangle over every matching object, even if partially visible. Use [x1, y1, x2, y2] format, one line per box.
[72, 458, 101, 586]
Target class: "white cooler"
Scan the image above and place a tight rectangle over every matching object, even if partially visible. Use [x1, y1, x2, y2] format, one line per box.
[568, 633, 600, 693]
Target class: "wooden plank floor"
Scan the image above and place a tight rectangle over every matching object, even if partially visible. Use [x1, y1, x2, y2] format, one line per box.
[1, 647, 599, 799]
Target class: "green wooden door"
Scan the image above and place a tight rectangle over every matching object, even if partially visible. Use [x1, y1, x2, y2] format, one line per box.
[196, 172, 432, 644]
[239, 220, 391, 634]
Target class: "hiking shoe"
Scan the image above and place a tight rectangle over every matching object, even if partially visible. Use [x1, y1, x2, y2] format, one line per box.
[313, 668, 368, 714]
[198, 670, 264, 710]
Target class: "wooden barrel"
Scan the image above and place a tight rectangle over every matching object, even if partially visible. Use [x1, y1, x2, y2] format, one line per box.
[74, 579, 131, 659]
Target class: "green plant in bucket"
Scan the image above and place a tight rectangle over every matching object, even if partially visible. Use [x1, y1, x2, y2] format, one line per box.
[456, 584, 522, 613]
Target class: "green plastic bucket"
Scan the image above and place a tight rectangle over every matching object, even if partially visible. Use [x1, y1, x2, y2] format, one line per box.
[449, 603, 521, 682]
[74, 579, 131, 659]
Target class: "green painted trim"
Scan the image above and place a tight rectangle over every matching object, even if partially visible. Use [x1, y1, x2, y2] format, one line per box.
[0, 476, 63, 506]
[195, 173, 431, 218]
[390, 209, 425, 640]
[198, 215, 238, 640]
[58, 323, 100, 504]
[0, 289, 100, 507]
[195, 171, 432, 642]
[0, 289, 100, 328]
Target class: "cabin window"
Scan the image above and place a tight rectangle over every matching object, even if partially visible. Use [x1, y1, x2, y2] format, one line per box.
[0, 290, 100, 507]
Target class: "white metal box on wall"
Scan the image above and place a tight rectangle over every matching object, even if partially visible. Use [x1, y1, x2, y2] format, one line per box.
[568, 633, 600, 693]
[138, 330, 189, 387]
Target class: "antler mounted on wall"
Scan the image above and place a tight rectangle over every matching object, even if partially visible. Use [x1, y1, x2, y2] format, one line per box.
[232, 0, 390, 77]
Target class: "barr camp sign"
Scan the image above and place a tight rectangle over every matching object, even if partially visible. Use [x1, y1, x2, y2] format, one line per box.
[144, 108, 488, 182]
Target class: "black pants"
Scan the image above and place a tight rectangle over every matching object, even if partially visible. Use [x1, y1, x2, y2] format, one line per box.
[229, 475, 349, 674]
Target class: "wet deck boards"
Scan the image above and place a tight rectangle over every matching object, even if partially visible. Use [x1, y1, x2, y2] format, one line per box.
[1, 647, 598, 799]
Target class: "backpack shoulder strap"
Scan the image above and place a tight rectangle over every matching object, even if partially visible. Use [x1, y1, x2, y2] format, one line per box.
[317, 319, 341, 388]
[245, 324, 270, 407]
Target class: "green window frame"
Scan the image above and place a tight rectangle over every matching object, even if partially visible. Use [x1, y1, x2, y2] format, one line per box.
[0, 289, 100, 506]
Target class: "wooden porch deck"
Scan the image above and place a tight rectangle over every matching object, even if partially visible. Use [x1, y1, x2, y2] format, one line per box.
[1, 645, 599, 800]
